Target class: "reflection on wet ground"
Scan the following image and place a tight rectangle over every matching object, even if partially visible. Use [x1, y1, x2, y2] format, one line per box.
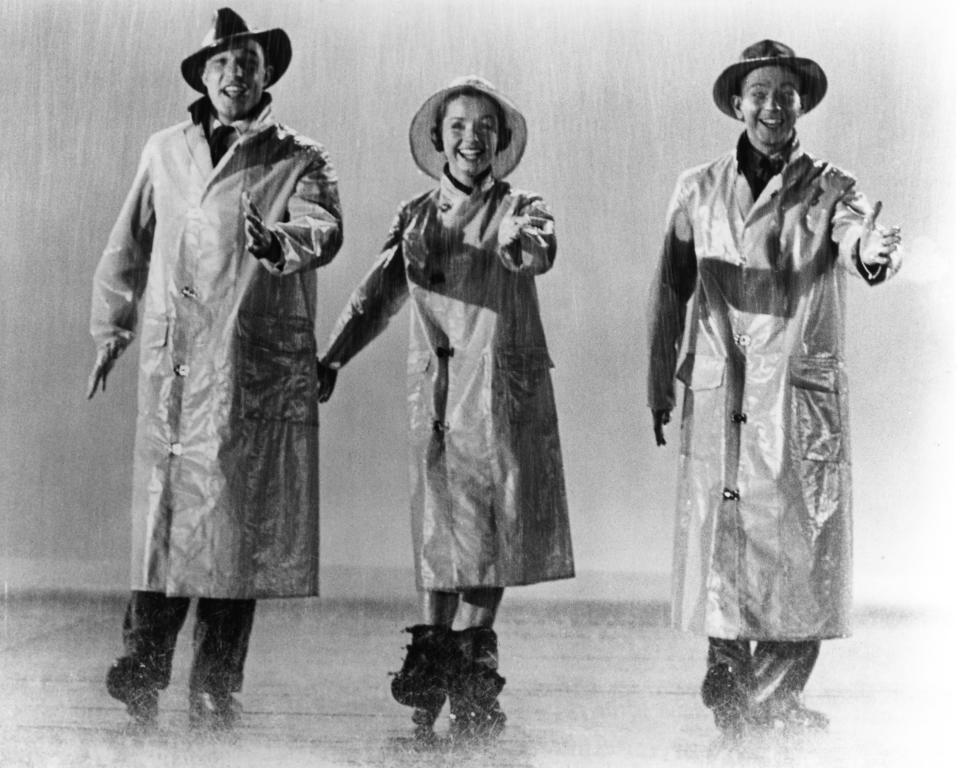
[0, 594, 951, 767]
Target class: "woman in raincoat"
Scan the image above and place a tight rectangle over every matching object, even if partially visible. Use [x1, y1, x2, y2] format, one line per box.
[87, 8, 342, 730]
[647, 40, 901, 738]
[317, 76, 574, 741]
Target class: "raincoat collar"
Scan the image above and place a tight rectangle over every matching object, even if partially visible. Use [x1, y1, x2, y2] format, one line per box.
[441, 163, 493, 196]
[439, 164, 495, 201]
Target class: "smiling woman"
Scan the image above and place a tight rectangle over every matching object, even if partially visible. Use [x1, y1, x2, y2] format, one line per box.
[438, 94, 501, 187]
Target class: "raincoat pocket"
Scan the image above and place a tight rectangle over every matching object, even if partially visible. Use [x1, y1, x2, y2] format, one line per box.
[137, 314, 170, 417]
[236, 311, 317, 424]
[677, 354, 726, 459]
[406, 350, 434, 434]
[676, 353, 725, 390]
[494, 348, 554, 425]
[789, 356, 844, 461]
[141, 314, 169, 349]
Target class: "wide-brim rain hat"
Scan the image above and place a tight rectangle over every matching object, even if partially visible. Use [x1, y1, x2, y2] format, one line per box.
[409, 75, 528, 180]
[181, 7, 292, 93]
[713, 39, 827, 118]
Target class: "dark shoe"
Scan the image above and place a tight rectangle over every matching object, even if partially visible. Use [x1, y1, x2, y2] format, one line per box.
[759, 693, 829, 730]
[411, 703, 444, 744]
[188, 690, 241, 731]
[448, 627, 507, 741]
[106, 657, 159, 728]
[449, 695, 507, 740]
[701, 663, 747, 739]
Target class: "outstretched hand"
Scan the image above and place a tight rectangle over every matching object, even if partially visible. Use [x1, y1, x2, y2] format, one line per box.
[317, 360, 338, 403]
[497, 196, 554, 248]
[652, 409, 671, 447]
[86, 346, 118, 399]
[859, 200, 902, 269]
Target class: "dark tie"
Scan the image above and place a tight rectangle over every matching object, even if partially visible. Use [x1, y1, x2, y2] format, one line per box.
[209, 125, 236, 166]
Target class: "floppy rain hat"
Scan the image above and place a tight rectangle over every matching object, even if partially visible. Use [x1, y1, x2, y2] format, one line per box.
[409, 75, 528, 180]
[713, 39, 827, 118]
[181, 7, 292, 93]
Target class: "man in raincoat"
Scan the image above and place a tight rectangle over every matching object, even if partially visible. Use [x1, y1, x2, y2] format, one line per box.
[87, 8, 342, 730]
[647, 40, 901, 737]
[316, 76, 574, 741]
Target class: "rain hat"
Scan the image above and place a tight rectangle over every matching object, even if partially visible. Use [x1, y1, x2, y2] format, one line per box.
[409, 76, 528, 180]
[181, 7, 292, 93]
[713, 39, 827, 118]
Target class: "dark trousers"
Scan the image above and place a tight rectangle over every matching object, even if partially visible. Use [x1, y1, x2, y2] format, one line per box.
[708, 637, 820, 708]
[121, 590, 256, 695]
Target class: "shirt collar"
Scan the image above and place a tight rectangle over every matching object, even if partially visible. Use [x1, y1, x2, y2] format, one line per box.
[736, 130, 798, 175]
[188, 93, 274, 138]
[736, 131, 801, 198]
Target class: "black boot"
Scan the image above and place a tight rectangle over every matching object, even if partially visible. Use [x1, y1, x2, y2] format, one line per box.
[448, 627, 507, 741]
[749, 641, 827, 731]
[701, 662, 748, 739]
[106, 656, 159, 729]
[390, 625, 455, 741]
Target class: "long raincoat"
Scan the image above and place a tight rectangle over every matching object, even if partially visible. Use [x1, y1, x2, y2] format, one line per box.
[321, 174, 574, 590]
[91, 99, 343, 599]
[648, 140, 894, 640]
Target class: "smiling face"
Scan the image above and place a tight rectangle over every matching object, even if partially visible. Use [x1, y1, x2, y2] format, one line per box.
[201, 39, 273, 125]
[439, 94, 500, 187]
[732, 65, 804, 156]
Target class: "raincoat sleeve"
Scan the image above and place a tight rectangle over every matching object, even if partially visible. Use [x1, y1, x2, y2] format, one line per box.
[824, 165, 898, 285]
[262, 146, 343, 276]
[90, 140, 156, 356]
[319, 206, 409, 368]
[647, 174, 698, 412]
[496, 192, 557, 274]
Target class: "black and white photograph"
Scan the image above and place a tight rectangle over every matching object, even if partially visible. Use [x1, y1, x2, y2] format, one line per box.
[0, 1, 955, 766]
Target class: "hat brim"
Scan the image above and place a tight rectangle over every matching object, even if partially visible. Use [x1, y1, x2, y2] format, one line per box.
[713, 56, 827, 118]
[409, 80, 528, 181]
[181, 28, 292, 93]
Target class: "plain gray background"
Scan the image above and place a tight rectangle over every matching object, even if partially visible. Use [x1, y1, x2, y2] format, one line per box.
[0, 0, 955, 614]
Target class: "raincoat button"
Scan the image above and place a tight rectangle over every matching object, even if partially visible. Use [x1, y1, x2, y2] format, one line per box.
[731, 412, 747, 424]
[439, 202, 452, 212]
[174, 364, 190, 377]
[432, 420, 449, 435]
[735, 333, 751, 347]
[180, 285, 199, 300]
[722, 488, 740, 501]
[170, 442, 183, 456]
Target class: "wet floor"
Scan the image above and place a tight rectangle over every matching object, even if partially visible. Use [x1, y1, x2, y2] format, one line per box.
[0, 594, 952, 767]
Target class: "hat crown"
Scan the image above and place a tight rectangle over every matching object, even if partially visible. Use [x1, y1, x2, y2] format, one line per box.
[447, 75, 496, 91]
[201, 7, 251, 48]
[740, 39, 796, 62]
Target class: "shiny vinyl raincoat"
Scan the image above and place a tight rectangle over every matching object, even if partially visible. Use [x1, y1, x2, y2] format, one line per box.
[322, 174, 574, 590]
[648, 141, 894, 640]
[91, 100, 343, 598]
